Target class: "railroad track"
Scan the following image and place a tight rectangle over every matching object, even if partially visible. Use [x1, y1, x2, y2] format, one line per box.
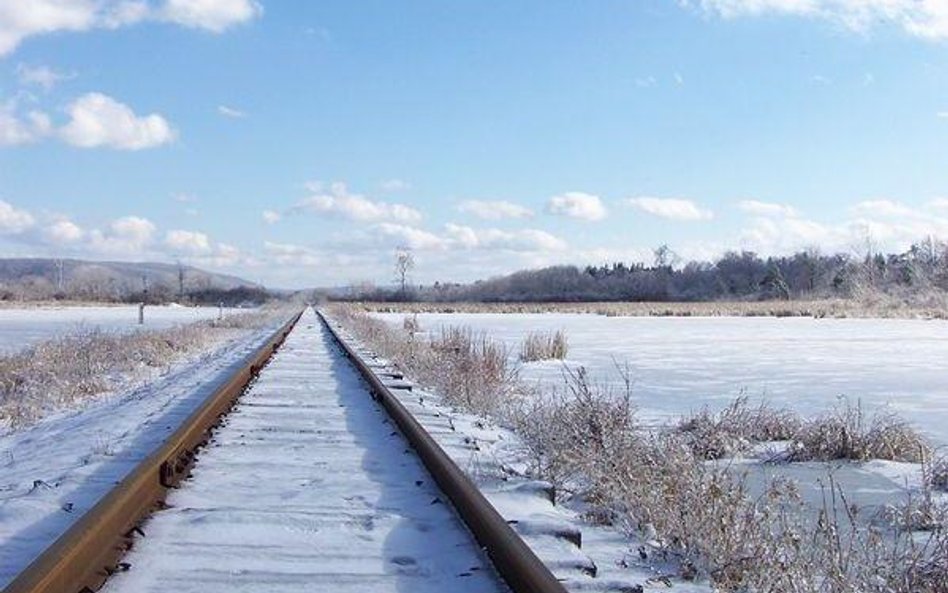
[2, 308, 566, 593]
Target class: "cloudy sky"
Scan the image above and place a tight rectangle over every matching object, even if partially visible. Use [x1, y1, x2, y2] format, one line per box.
[1, 1, 948, 288]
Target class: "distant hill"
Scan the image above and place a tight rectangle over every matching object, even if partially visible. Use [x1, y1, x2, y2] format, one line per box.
[0, 258, 261, 303]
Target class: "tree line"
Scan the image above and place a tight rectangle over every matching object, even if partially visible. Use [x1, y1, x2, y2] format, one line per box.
[343, 240, 948, 303]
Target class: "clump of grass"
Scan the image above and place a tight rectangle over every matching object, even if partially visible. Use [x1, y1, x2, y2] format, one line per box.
[331, 307, 522, 418]
[926, 454, 948, 492]
[424, 326, 519, 415]
[678, 396, 803, 459]
[402, 313, 421, 334]
[513, 366, 638, 493]
[788, 398, 930, 463]
[519, 329, 568, 362]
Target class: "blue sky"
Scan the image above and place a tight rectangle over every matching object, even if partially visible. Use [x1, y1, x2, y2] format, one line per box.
[1, 0, 948, 288]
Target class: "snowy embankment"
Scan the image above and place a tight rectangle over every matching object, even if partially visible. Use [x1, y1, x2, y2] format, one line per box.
[0, 304, 246, 355]
[361, 309, 948, 591]
[332, 318, 709, 592]
[0, 319, 283, 588]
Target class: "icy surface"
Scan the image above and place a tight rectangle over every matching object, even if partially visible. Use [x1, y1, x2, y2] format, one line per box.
[102, 311, 503, 593]
[375, 313, 948, 445]
[0, 323, 280, 588]
[0, 304, 248, 354]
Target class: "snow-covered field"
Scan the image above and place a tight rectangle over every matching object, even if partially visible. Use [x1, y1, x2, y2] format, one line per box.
[375, 313, 948, 446]
[0, 305, 247, 354]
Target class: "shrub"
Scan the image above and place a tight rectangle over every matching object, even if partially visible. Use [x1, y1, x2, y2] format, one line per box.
[926, 454, 948, 492]
[788, 398, 930, 463]
[678, 396, 803, 459]
[519, 329, 568, 362]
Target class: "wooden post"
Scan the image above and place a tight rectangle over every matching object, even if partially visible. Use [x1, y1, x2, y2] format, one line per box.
[138, 302, 145, 325]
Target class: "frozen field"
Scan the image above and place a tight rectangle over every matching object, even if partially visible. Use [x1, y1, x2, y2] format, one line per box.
[375, 313, 948, 446]
[0, 305, 248, 354]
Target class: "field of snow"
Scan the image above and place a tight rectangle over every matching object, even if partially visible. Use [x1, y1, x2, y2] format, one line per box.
[374, 312, 948, 549]
[375, 313, 948, 446]
[0, 305, 248, 354]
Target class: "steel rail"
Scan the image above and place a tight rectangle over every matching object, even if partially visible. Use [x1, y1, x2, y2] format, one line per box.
[316, 309, 568, 593]
[2, 310, 304, 593]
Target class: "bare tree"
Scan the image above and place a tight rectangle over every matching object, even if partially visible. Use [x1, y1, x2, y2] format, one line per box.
[653, 243, 680, 269]
[394, 246, 415, 298]
[176, 260, 186, 302]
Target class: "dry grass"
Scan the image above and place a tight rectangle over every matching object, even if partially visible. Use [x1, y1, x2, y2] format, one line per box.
[331, 307, 522, 418]
[519, 329, 568, 362]
[351, 298, 948, 319]
[928, 454, 948, 492]
[678, 396, 803, 459]
[0, 308, 291, 428]
[788, 398, 930, 463]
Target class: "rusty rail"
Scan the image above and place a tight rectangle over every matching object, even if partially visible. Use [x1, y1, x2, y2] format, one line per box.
[316, 309, 568, 593]
[2, 310, 303, 593]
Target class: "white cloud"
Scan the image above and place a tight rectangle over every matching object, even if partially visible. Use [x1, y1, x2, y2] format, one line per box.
[0, 199, 35, 234]
[379, 178, 411, 192]
[295, 181, 422, 224]
[16, 64, 74, 90]
[60, 92, 176, 150]
[160, 0, 262, 33]
[165, 229, 212, 254]
[362, 221, 568, 255]
[374, 223, 446, 250]
[457, 199, 534, 220]
[0, 101, 52, 146]
[547, 192, 607, 221]
[262, 210, 281, 224]
[0, 0, 106, 56]
[217, 105, 247, 118]
[938, 111, 948, 119]
[686, 0, 948, 41]
[43, 219, 83, 243]
[738, 199, 798, 217]
[850, 199, 917, 218]
[928, 197, 948, 210]
[443, 224, 567, 252]
[0, 0, 261, 57]
[627, 196, 714, 221]
[738, 197, 948, 256]
[263, 241, 321, 266]
[88, 215, 156, 253]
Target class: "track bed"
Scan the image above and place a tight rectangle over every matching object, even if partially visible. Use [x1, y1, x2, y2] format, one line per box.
[100, 310, 503, 593]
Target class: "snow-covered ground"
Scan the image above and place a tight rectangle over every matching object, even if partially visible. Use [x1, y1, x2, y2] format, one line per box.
[375, 313, 948, 446]
[0, 320, 283, 589]
[334, 317, 710, 592]
[373, 311, 948, 549]
[0, 304, 248, 354]
[103, 311, 504, 593]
